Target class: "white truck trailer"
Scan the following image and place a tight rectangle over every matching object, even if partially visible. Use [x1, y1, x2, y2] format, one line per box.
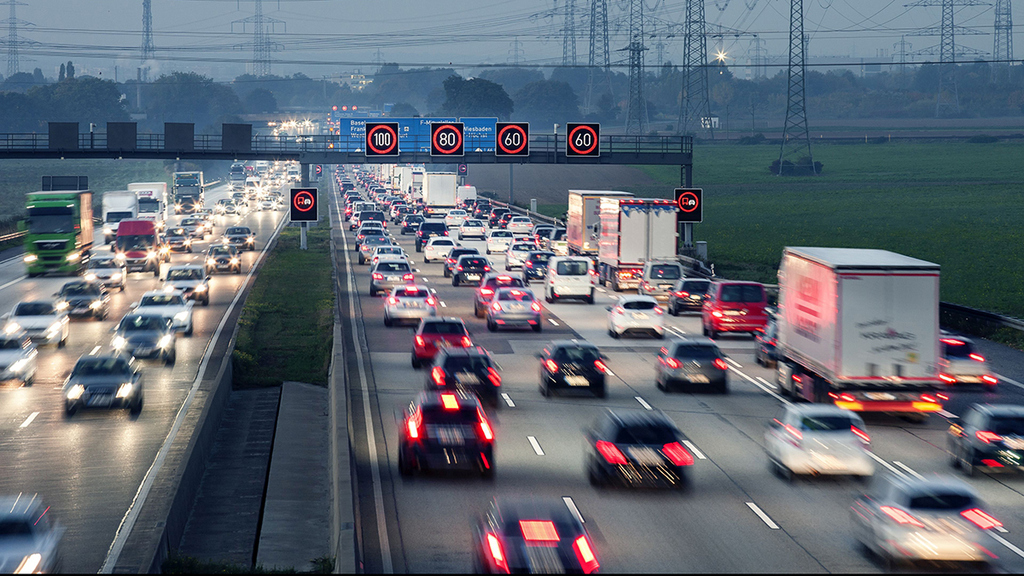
[101, 190, 139, 244]
[596, 197, 678, 291]
[775, 247, 944, 416]
[567, 190, 633, 257]
[422, 173, 458, 218]
[128, 182, 168, 231]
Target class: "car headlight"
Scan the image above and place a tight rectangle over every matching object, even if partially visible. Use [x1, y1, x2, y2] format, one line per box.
[112, 335, 126, 349]
[23, 254, 37, 263]
[147, 250, 156, 259]
[174, 311, 188, 321]
[84, 272, 98, 281]
[14, 553, 42, 575]
[160, 246, 170, 253]
[10, 358, 26, 372]
[195, 284, 207, 292]
[163, 284, 175, 293]
[159, 334, 173, 348]
[114, 253, 126, 263]
[66, 384, 85, 400]
[103, 227, 114, 235]
[5, 322, 20, 334]
[55, 301, 69, 311]
[90, 300, 103, 309]
[47, 322, 61, 334]
[184, 239, 192, 246]
[110, 273, 121, 281]
[230, 257, 239, 264]
[66, 252, 81, 262]
[117, 383, 133, 398]
[206, 258, 216, 265]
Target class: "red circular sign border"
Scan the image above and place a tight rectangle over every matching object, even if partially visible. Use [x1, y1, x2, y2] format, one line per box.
[432, 123, 464, 155]
[366, 124, 398, 155]
[677, 191, 699, 213]
[497, 124, 528, 155]
[293, 190, 315, 212]
[568, 125, 599, 155]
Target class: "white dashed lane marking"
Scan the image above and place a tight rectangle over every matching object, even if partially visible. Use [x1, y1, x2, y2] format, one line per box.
[501, 393, 515, 408]
[528, 436, 545, 456]
[19, 412, 38, 428]
[746, 502, 780, 529]
[635, 396, 652, 410]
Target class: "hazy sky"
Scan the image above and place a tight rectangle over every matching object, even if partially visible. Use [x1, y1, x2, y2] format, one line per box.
[5, 0, 1014, 81]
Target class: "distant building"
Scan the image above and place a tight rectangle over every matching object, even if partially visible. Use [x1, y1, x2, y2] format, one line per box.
[342, 71, 373, 92]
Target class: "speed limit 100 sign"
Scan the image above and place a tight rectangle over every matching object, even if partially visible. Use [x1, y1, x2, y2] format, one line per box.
[495, 122, 530, 157]
[365, 122, 399, 156]
[565, 123, 600, 157]
[430, 122, 464, 157]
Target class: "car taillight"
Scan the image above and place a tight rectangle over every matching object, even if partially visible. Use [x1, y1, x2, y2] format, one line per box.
[654, 306, 664, 315]
[403, 273, 414, 281]
[372, 273, 383, 280]
[406, 413, 422, 439]
[488, 367, 501, 386]
[520, 520, 559, 542]
[662, 442, 694, 466]
[851, 426, 870, 444]
[447, 258, 455, 264]
[525, 261, 533, 268]
[491, 302, 502, 312]
[596, 440, 628, 465]
[443, 231, 449, 236]
[544, 359, 559, 373]
[431, 366, 446, 386]
[486, 533, 509, 574]
[880, 506, 925, 528]
[479, 418, 494, 441]
[613, 306, 625, 314]
[388, 296, 398, 305]
[983, 374, 998, 385]
[415, 336, 425, 347]
[970, 353, 986, 362]
[711, 309, 723, 318]
[976, 430, 1002, 444]
[713, 358, 728, 371]
[675, 291, 689, 298]
[961, 508, 1002, 530]
[531, 301, 541, 312]
[664, 357, 682, 369]
[426, 297, 436, 306]
[594, 359, 608, 373]
[484, 266, 490, 272]
[920, 394, 938, 403]
[775, 419, 802, 447]
[572, 535, 599, 574]
[939, 373, 957, 384]
[480, 288, 494, 297]
[456, 265, 463, 271]
[461, 336, 472, 347]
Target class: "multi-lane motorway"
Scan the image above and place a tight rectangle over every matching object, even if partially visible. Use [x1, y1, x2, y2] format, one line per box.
[330, 175, 1024, 573]
[0, 182, 286, 573]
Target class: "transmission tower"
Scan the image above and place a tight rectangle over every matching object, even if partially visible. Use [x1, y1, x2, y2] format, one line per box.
[507, 37, 525, 65]
[141, 0, 154, 81]
[232, 0, 285, 77]
[993, 0, 1013, 82]
[583, 0, 612, 113]
[624, 0, 648, 134]
[679, 0, 712, 137]
[561, 0, 578, 66]
[748, 37, 767, 79]
[0, 0, 31, 78]
[907, 0, 988, 117]
[778, 0, 815, 174]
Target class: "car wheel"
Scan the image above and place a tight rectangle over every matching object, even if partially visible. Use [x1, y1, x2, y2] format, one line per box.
[153, 266, 160, 278]
[120, 283, 125, 292]
[411, 356, 421, 369]
[358, 255, 365, 265]
[187, 247, 192, 254]
[452, 277, 459, 287]
[369, 288, 376, 297]
[656, 375, 666, 391]
[948, 444, 961, 468]
[593, 385, 606, 399]
[654, 331, 665, 340]
[487, 319, 497, 332]
[235, 267, 242, 274]
[130, 398, 143, 416]
[532, 323, 542, 333]
[185, 322, 194, 337]
[415, 243, 422, 253]
[708, 327, 718, 339]
[718, 380, 729, 394]
[58, 334, 67, 348]
[443, 268, 450, 278]
[384, 315, 394, 327]
[669, 304, 678, 316]
[165, 350, 176, 365]
[203, 297, 210, 306]
[702, 323, 709, 336]
[398, 450, 414, 477]
[540, 380, 550, 397]
[64, 404, 77, 418]
[586, 291, 595, 304]
[545, 290, 554, 304]
[588, 461, 604, 487]
[475, 304, 484, 318]
[960, 446, 976, 477]
[423, 256, 430, 263]
[609, 328, 619, 339]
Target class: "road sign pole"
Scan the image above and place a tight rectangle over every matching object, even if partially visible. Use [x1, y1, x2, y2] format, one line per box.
[509, 164, 514, 205]
[301, 222, 308, 250]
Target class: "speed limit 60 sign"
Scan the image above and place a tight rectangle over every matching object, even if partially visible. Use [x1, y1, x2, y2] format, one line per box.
[290, 188, 318, 222]
[430, 122, 464, 157]
[496, 122, 529, 157]
[674, 188, 703, 224]
[566, 123, 600, 157]
[365, 122, 399, 156]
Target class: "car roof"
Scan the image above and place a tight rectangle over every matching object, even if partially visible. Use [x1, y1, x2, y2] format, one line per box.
[142, 289, 184, 297]
[604, 409, 678, 430]
[668, 336, 718, 347]
[167, 264, 205, 271]
[885, 474, 976, 498]
[969, 403, 1024, 418]
[421, 316, 465, 325]
[617, 294, 658, 303]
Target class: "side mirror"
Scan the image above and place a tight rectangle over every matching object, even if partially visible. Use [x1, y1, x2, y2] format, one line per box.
[130, 302, 139, 309]
[605, 306, 612, 312]
[108, 327, 116, 333]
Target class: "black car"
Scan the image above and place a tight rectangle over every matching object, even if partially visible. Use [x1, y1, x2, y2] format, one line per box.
[164, 227, 193, 253]
[398, 389, 495, 478]
[416, 221, 449, 252]
[111, 313, 176, 364]
[537, 340, 608, 398]
[62, 354, 144, 417]
[473, 498, 600, 574]
[444, 247, 480, 278]
[667, 278, 712, 315]
[474, 273, 527, 318]
[655, 338, 729, 393]
[205, 244, 242, 275]
[222, 226, 256, 251]
[401, 214, 424, 235]
[497, 212, 516, 229]
[472, 202, 492, 220]
[452, 255, 492, 287]
[427, 346, 501, 406]
[523, 251, 555, 282]
[489, 208, 510, 228]
[54, 280, 110, 320]
[585, 409, 693, 488]
[754, 314, 779, 368]
[949, 403, 1024, 476]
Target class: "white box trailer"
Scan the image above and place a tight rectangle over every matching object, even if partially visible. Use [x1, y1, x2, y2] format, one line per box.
[101, 190, 139, 244]
[128, 182, 168, 230]
[776, 247, 943, 414]
[597, 197, 678, 291]
[567, 190, 633, 257]
[422, 173, 457, 217]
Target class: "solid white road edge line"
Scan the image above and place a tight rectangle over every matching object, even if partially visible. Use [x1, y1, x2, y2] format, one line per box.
[563, 497, 585, 524]
[634, 396, 653, 410]
[991, 533, 1024, 558]
[501, 393, 515, 408]
[746, 502, 780, 529]
[726, 358, 743, 368]
[99, 210, 287, 574]
[19, 412, 38, 428]
[528, 436, 545, 456]
[865, 451, 906, 478]
[0, 275, 26, 292]
[893, 461, 925, 480]
[996, 373, 1024, 391]
[682, 440, 707, 460]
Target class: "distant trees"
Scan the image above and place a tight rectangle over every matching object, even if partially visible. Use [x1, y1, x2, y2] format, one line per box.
[388, 102, 420, 117]
[146, 72, 243, 130]
[513, 80, 579, 128]
[478, 68, 544, 97]
[244, 88, 277, 113]
[439, 75, 513, 119]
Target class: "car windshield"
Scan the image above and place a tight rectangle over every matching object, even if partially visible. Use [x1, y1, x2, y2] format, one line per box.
[488, 277, 525, 289]
[116, 235, 154, 251]
[182, 218, 199, 226]
[553, 346, 600, 363]
[942, 339, 975, 358]
[907, 492, 975, 511]
[615, 424, 678, 445]
[555, 261, 589, 276]
[681, 280, 711, 293]
[551, 230, 566, 240]
[649, 265, 682, 280]
[89, 259, 120, 269]
[529, 253, 554, 263]
[375, 262, 410, 273]
[62, 284, 101, 297]
[463, 220, 483, 226]
[491, 232, 512, 238]
[460, 258, 487, 268]
[720, 284, 765, 303]
[0, 520, 33, 536]
[120, 315, 167, 331]
[14, 303, 53, 316]
[674, 344, 720, 360]
[511, 244, 534, 251]
[622, 300, 657, 311]
[363, 212, 385, 220]
[990, 417, 1024, 436]
[73, 357, 131, 376]
[498, 290, 534, 302]
[141, 294, 184, 307]
[0, 338, 23, 350]
[430, 240, 454, 247]
[421, 406, 479, 424]
[168, 228, 187, 237]
[376, 247, 403, 255]
[226, 228, 251, 235]
[168, 268, 203, 281]
[799, 415, 855, 431]
[395, 287, 428, 298]
[421, 322, 467, 335]
[210, 247, 233, 256]
[365, 237, 390, 246]
[443, 356, 491, 372]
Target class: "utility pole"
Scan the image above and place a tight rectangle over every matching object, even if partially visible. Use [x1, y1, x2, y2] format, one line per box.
[0, 0, 30, 78]
[679, 0, 713, 137]
[141, 0, 154, 81]
[624, 0, 648, 135]
[777, 0, 815, 175]
[232, 0, 285, 77]
[906, 0, 988, 117]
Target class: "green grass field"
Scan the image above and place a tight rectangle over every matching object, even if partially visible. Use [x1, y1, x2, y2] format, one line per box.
[628, 141, 1024, 318]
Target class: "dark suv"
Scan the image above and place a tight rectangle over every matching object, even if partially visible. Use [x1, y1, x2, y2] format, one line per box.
[472, 202, 492, 220]
[537, 340, 608, 398]
[398, 389, 495, 477]
[416, 221, 449, 252]
[427, 346, 501, 405]
[585, 410, 693, 488]
[489, 208, 510, 228]
[444, 247, 480, 278]
[667, 278, 711, 315]
[949, 404, 1024, 476]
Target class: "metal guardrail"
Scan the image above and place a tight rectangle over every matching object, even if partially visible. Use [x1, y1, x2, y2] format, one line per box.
[486, 199, 564, 228]
[0, 230, 25, 243]
[940, 301, 1024, 334]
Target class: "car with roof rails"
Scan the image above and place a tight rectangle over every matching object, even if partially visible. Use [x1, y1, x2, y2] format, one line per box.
[452, 255, 491, 287]
[537, 340, 609, 398]
[0, 494, 64, 574]
[384, 284, 437, 327]
[369, 259, 415, 297]
[62, 354, 143, 417]
[2, 301, 69, 348]
[443, 247, 480, 278]
[655, 337, 729, 394]
[411, 317, 473, 369]
[110, 313, 176, 364]
[222, 226, 256, 251]
[0, 330, 37, 386]
[939, 335, 997, 389]
[131, 290, 195, 335]
[585, 409, 693, 488]
[486, 287, 542, 333]
[427, 346, 501, 406]
[398, 389, 495, 477]
[54, 280, 110, 320]
[474, 273, 527, 318]
[948, 403, 1024, 476]
[205, 244, 242, 275]
[416, 220, 450, 252]
[163, 264, 210, 305]
[766, 404, 873, 480]
[607, 295, 664, 339]
[84, 254, 127, 291]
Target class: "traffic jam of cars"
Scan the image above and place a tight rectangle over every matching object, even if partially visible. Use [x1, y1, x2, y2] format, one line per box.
[338, 165, 1024, 573]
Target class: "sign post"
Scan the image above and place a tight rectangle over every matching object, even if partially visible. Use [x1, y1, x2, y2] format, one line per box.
[674, 187, 703, 250]
[290, 188, 318, 250]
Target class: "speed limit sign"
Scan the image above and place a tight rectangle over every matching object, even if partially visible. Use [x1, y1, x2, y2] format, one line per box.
[430, 122, 464, 157]
[495, 122, 530, 157]
[365, 122, 399, 156]
[566, 123, 600, 157]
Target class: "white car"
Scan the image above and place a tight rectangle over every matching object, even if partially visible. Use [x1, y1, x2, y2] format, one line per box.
[0, 494, 64, 574]
[506, 216, 534, 235]
[383, 284, 438, 326]
[939, 335, 997, 388]
[504, 242, 536, 270]
[164, 264, 211, 306]
[132, 290, 195, 336]
[444, 210, 468, 227]
[485, 230, 514, 254]
[606, 295, 664, 339]
[765, 404, 874, 479]
[0, 330, 37, 386]
[3, 301, 69, 348]
[423, 237, 458, 263]
[458, 219, 487, 240]
[543, 256, 596, 303]
[371, 246, 408, 267]
[258, 198, 274, 211]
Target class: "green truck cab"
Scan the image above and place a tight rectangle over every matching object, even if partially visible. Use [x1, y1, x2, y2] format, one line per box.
[21, 189, 95, 277]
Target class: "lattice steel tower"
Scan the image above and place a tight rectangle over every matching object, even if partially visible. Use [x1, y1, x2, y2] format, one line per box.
[233, 0, 284, 77]
[0, 0, 30, 78]
[141, 0, 154, 81]
[583, 0, 611, 114]
[562, 0, 578, 66]
[993, 0, 1013, 82]
[679, 0, 713, 137]
[907, 0, 988, 117]
[624, 0, 648, 135]
[778, 0, 815, 174]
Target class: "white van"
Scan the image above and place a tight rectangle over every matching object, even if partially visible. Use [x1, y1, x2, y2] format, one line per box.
[544, 256, 596, 304]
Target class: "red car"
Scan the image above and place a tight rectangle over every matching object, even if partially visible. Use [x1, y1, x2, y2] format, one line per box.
[412, 317, 473, 368]
[701, 281, 769, 339]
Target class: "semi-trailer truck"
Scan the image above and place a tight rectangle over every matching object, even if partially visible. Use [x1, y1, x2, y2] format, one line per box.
[22, 177, 93, 277]
[596, 197, 678, 291]
[567, 190, 634, 258]
[127, 182, 167, 231]
[172, 171, 205, 214]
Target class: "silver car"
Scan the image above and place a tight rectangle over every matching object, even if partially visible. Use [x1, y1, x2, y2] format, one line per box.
[2, 301, 69, 348]
[63, 354, 143, 416]
[504, 241, 537, 270]
[0, 494, 64, 574]
[486, 287, 543, 332]
[84, 255, 127, 291]
[654, 337, 729, 393]
[0, 331, 37, 386]
[369, 259, 414, 297]
[383, 284, 437, 326]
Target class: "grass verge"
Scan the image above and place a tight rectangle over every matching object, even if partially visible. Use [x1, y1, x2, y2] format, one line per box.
[232, 219, 334, 389]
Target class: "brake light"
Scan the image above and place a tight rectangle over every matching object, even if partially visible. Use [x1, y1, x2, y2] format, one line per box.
[983, 374, 998, 385]
[976, 431, 1002, 444]
[572, 535, 599, 574]
[431, 366, 446, 386]
[372, 273, 383, 280]
[654, 306, 664, 315]
[406, 410, 422, 439]
[491, 302, 502, 312]
[531, 301, 541, 312]
[675, 291, 689, 298]
[880, 506, 925, 528]
[663, 357, 682, 369]
[425, 296, 436, 306]
[840, 393, 856, 402]
[961, 508, 1002, 530]
[941, 338, 965, 346]
[388, 296, 398, 305]
[483, 266, 491, 272]
[457, 265, 463, 271]
[443, 231, 449, 236]
[403, 273, 414, 281]
[447, 258, 455, 264]
[440, 393, 459, 410]
[662, 442, 694, 466]
[613, 306, 625, 314]
[713, 358, 728, 371]
[485, 533, 509, 574]
[488, 367, 501, 386]
[520, 520, 559, 542]
[970, 353, 986, 362]
[461, 336, 472, 347]
[594, 359, 608, 373]
[525, 261, 533, 268]
[480, 288, 494, 297]
[920, 394, 938, 403]
[415, 336, 425, 347]
[544, 359, 559, 373]
[939, 373, 957, 384]
[479, 418, 494, 441]
[596, 440, 628, 465]
[851, 426, 870, 444]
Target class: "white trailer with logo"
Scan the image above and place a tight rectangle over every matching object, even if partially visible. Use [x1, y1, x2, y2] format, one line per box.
[567, 190, 633, 257]
[128, 182, 168, 231]
[597, 197, 678, 291]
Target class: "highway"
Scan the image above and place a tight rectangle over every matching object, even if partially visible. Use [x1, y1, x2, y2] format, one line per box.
[331, 175, 1024, 573]
[0, 182, 286, 573]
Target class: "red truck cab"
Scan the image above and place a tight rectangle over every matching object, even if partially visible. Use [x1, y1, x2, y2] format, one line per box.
[114, 219, 168, 277]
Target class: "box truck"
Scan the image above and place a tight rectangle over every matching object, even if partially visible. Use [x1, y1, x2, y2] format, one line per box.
[567, 190, 633, 257]
[101, 191, 138, 244]
[422, 173, 458, 218]
[597, 197, 678, 291]
[22, 176, 93, 276]
[127, 182, 168, 231]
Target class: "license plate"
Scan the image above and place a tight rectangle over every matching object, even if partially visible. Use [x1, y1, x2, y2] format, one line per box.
[437, 427, 464, 445]
[724, 310, 743, 316]
[812, 454, 844, 470]
[466, 274, 480, 281]
[866, 392, 895, 401]
[401, 302, 420, 308]
[686, 374, 710, 383]
[455, 373, 480, 385]
[508, 304, 523, 311]
[659, 284, 673, 290]
[387, 276, 400, 281]
[632, 313, 648, 319]
[88, 394, 112, 407]
[566, 375, 590, 387]
[627, 446, 663, 465]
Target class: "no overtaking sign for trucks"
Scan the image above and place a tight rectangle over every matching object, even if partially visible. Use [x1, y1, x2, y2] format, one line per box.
[290, 188, 318, 222]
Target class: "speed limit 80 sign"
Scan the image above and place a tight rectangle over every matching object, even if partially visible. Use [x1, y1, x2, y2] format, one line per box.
[495, 122, 529, 157]
[365, 122, 399, 156]
[566, 122, 600, 157]
[430, 122, 464, 157]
